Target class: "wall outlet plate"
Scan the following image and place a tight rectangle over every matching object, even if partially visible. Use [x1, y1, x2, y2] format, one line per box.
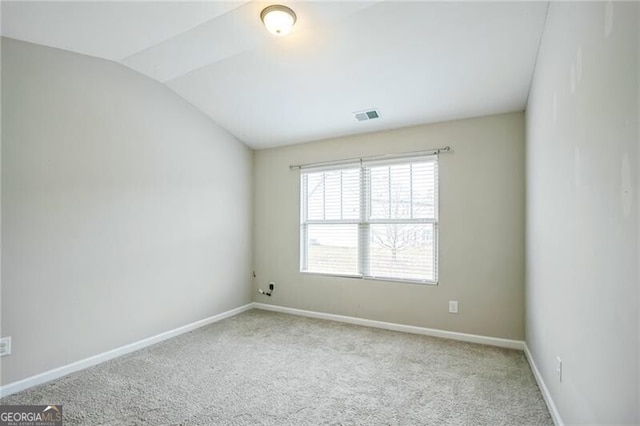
[556, 356, 562, 382]
[0, 337, 12, 356]
[448, 301, 458, 313]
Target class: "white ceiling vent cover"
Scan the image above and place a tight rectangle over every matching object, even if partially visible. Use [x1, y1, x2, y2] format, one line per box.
[354, 108, 380, 122]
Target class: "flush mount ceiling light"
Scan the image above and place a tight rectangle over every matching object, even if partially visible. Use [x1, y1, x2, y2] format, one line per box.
[260, 5, 297, 36]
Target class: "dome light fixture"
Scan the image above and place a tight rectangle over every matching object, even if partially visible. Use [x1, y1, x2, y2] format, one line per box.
[260, 5, 297, 36]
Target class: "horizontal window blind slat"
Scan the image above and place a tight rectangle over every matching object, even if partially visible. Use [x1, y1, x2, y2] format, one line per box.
[304, 219, 362, 225]
[304, 218, 436, 225]
[365, 218, 437, 224]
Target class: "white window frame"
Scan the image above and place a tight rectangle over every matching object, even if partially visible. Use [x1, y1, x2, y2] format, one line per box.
[300, 155, 439, 285]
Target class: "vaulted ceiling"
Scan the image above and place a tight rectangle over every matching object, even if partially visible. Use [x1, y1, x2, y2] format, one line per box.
[1, 1, 548, 149]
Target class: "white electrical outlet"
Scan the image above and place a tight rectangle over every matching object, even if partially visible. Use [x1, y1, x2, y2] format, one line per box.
[448, 301, 458, 313]
[556, 356, 562, 382]
[0, 337, 12, 357]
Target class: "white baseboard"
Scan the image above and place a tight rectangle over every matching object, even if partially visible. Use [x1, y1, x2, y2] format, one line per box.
[0, 303, 254, 398]
[524, 343, 564, 426]
[0, 302, 531, 400]
[253, 302, 525, 350]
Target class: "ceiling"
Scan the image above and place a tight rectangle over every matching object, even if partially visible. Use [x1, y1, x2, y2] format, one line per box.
[1, 1, 548, 149]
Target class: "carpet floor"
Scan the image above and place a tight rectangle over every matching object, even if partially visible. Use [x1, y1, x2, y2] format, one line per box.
[1, 309, 552, 425]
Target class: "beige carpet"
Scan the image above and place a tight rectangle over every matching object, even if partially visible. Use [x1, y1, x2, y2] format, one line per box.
[1, 309, 552, 425]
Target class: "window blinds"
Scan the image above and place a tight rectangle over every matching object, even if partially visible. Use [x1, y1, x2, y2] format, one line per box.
[300, 155, 438, 283]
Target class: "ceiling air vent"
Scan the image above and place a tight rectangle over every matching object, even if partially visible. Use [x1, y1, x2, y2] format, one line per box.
[354, 108, 380, 122]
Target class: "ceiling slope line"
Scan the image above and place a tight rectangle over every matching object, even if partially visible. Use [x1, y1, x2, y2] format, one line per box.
[524, 1, 551, 108]
[118, 0, 251, 63]
[160, 0, 383, 85]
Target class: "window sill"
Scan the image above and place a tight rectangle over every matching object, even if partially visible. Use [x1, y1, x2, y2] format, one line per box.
[300, 271, 438, 286]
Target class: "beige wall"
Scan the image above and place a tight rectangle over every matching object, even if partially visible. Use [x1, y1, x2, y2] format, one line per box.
[526, 2, 639, 424]
[1, 38, 253, 385]
[254, 112, 525, 340]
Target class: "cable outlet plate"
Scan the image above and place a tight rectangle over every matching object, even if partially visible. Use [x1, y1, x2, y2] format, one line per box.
[0, 337, 12, 356]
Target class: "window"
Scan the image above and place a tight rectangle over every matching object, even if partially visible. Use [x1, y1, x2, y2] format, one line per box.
[300, 156, 438, 284]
